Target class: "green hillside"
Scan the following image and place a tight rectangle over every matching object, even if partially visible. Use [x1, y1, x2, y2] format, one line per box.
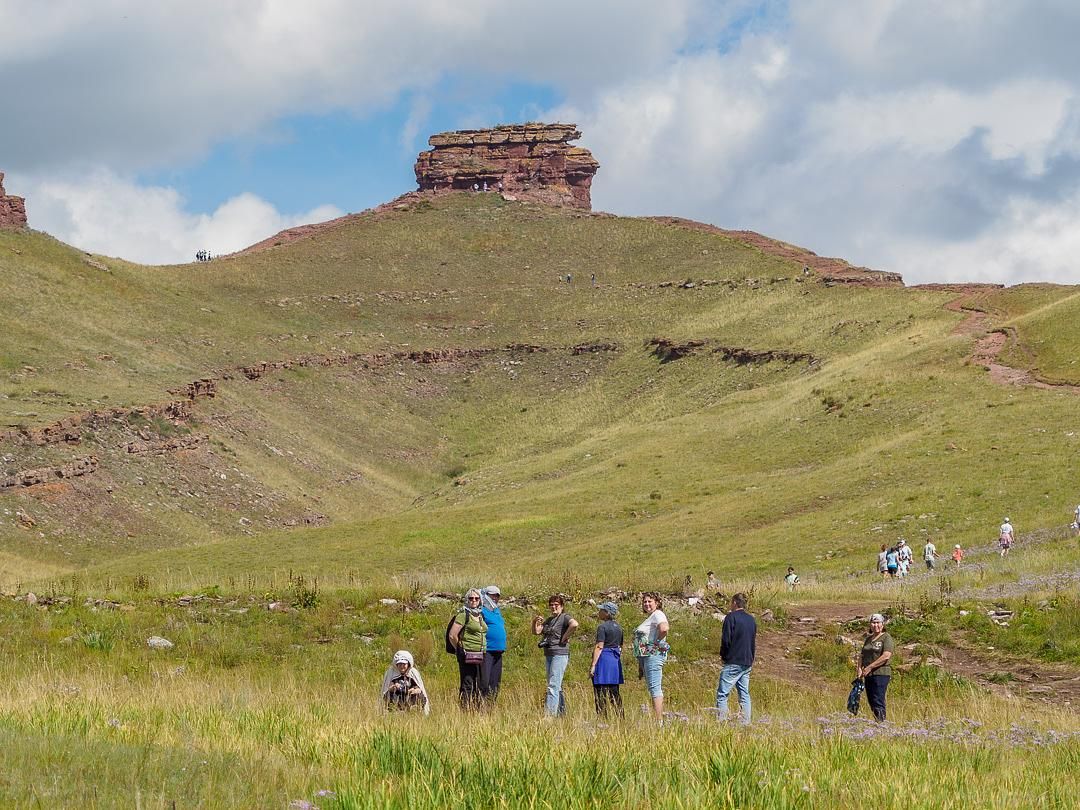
[2, 193, 1079, 589]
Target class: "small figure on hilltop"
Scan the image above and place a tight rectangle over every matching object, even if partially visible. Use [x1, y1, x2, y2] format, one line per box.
[923, 538, 938, 571]
[590, 602, 624, 719]
[706, 570, 720, 592]
[897, 539, 913, 577]
[998, 517, 1014, 557]
[715, 592, 756, 725]
[565, 273, 572, 284]
[591, 272, 597, 287]
[1072, 504, 1080, 536]
[381, 650, 430, 714]
[784, 566, 800, 592]
[877, 544, 889, 579]
[952, 544, 964, 567]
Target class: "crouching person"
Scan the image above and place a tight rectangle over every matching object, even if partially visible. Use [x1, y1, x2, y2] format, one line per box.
[381, 650, 430, 715]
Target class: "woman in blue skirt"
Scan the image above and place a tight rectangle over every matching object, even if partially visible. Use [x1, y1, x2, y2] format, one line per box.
[590, 601, 624, 718]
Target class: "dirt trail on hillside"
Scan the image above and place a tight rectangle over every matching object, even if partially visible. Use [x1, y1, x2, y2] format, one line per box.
[921, 284, 1080, 393]
[758, 601, 1080, 707]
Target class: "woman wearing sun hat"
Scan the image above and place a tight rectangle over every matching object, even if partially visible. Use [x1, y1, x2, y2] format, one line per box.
[590, 601, 624, 718]
[857, 613, 894, 721]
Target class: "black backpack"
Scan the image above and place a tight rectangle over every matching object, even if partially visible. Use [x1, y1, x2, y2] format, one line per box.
[445, 609, 467, 654]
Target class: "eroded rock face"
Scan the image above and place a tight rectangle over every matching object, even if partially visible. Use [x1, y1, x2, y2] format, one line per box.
[0, 172, 28, 230]
[414, 123, 599, 209]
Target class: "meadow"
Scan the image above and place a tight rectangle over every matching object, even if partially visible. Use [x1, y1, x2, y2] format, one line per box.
[2, 193, 1080, 807]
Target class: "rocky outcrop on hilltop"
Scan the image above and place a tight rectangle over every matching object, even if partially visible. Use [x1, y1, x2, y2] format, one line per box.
[414, 123, 599, 209]
[0, 172, 27, 229]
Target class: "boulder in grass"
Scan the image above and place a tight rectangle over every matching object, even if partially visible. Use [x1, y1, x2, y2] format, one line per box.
[146, 636, 174, 650]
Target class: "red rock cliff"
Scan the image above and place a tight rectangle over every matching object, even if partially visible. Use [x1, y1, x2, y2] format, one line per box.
[0, 172, 28, 230]
[414, 123, 599, 210]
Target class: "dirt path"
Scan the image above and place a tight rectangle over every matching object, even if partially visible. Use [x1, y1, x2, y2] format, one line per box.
[758, 601, 1080, 707]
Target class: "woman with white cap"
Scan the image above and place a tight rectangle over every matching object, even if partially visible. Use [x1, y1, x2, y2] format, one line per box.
[999, 518, 1014, 557]
[857, 614, 894, 721]
[590, 601, 624, 718]
[381, 650, 430, 715]
[480, 584, 506, 703]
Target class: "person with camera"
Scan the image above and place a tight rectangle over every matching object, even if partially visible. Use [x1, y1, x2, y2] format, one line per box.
[533, 595, 579, 717]
[634, 592, 670, 722]
[449, 589, 488, 710]
[380, 650, 430, 715]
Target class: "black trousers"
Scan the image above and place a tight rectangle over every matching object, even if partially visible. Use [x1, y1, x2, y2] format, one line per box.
[481, 651, 504, 701]
[593, 684, 623, 718]
[865, 674, 889, 721]
[456, 652, 483, 709]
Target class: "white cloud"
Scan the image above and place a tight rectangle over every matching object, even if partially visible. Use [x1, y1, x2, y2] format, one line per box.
[12, 169, 342, 264]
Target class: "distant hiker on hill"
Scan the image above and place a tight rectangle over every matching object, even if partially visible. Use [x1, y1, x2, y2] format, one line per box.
[448, 589, 487, 710]
[896, 539, 913, 577]
[885, 545, 900, 578]
[784, 567, 800, 591]
[590, 602, 624, 719]
[483, 181, 488, 192]
[952, 544, 964, 567]
[877, 545, 889, 579]
[381, 650, 430, 714]
[591, 272, 597, 287]
[534, 595, 578, 717]
[1072, 504, 1080, 535]
[999, 517, 1014, 557]
[480, 585, 506, 703]
[715, 592, 756, 725]
[706, 571, 720, 592]
[923, 539, 938, 571]
[566, 273, 572, 284]
[473, 183, 479, 192]
[634, 592, 669, 723]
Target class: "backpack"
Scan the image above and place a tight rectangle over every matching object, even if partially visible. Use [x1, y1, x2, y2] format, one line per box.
[445, 609, 469, 654]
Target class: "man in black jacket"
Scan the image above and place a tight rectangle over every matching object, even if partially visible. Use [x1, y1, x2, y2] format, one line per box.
[715, 592, 756, 724]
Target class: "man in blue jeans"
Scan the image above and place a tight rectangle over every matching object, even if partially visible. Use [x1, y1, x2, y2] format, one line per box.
[715, 592, 756, 724]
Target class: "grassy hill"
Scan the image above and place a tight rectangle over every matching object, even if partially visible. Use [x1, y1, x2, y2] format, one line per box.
[3, 192, 1080, 590]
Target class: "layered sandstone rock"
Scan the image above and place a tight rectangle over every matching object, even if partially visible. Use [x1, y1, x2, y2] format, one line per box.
[414, 123, 599, 209]
[0, 172, 28, 229]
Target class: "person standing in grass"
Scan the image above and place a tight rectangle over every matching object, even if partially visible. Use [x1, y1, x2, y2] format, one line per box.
[533, 595, 578, 717]
[1071, 504, 1080, 535]
[885, 545, 900, 578]
[857, 613, 894, 722]
[952, 544, 964, 567]
[449, 589, 488, 710]
[634, 592, 670, 722]
[784, 567, 800, 591]
[590, 602, 624, 719]
[480, 585, 506, 704]
[999, 517, 1014, 557]
[381, 650, 430, 715]
[897, 539, 913, 577]
[923, 539, 938, 571]
[715, 592, 756, 725]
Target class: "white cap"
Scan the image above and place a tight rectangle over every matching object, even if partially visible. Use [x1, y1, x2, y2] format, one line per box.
[483, 584, 501, 596]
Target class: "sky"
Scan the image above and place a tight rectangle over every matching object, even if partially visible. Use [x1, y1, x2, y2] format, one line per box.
[3, 0, 1080, 285]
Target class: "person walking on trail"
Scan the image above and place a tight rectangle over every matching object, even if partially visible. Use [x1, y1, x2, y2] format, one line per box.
[448, 589, 488, 710]
[634, 593, 670, 723]
[952, 544, 964, 567]
[897, 539, 913, 577]
[590, 602, 624, 719]
[999, 517, 1014, 557]
[533, 595, 578, 717]
[480, 585, 506, 703]
[923, 539, 938, 571]
[885, 545, 900, 578]
[877, 545, 889, 579]
[857, 613, 894, 722]
[715, 592, 756, 725]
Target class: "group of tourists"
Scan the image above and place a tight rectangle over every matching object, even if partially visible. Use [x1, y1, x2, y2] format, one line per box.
[382, 587, 765, 724]
[876, 516, 1027, 577]
[193, 249, 213, 262]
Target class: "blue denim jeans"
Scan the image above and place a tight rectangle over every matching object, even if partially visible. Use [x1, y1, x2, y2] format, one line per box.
[544, 654, 569, 716]
[715, 663, 752, 724]
[640, 653, 666, 698]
